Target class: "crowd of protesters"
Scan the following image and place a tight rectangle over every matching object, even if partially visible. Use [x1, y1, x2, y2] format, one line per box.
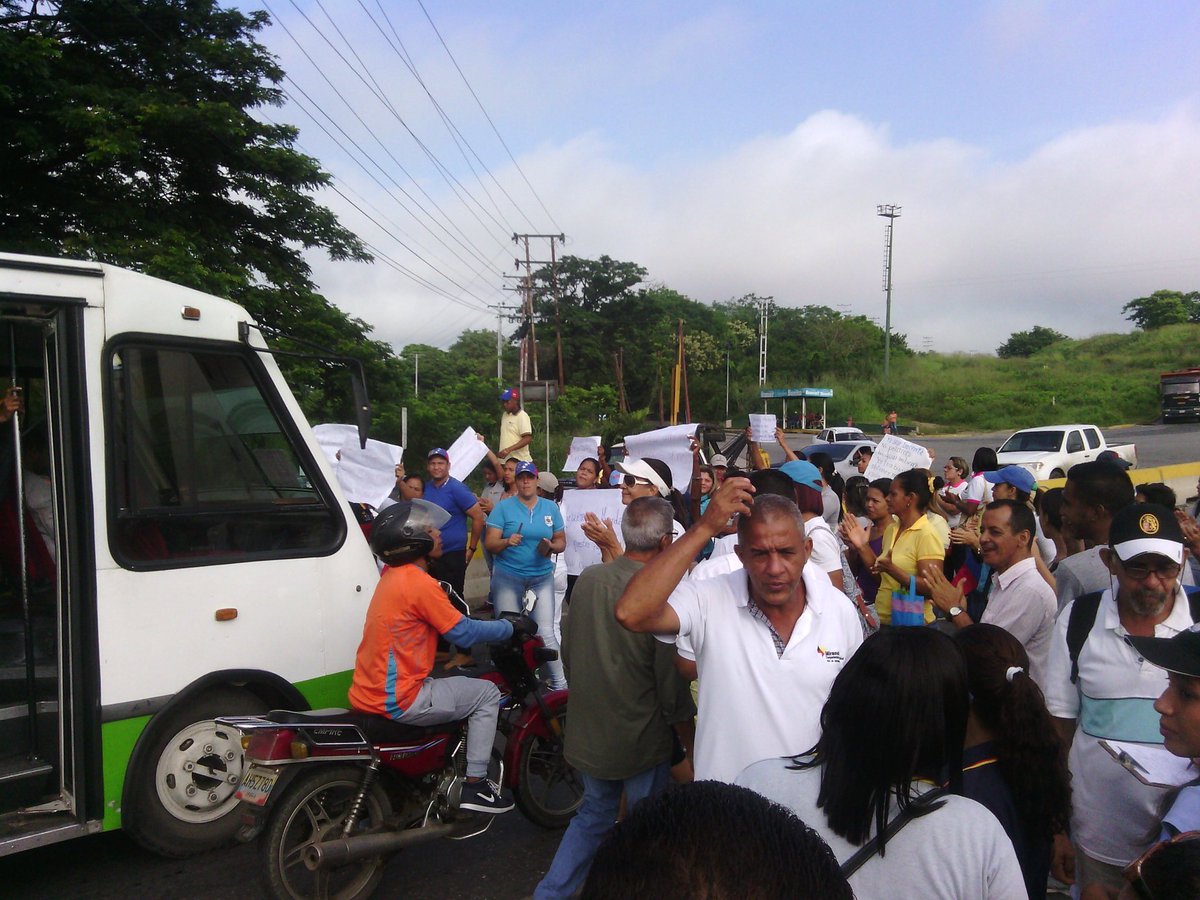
[356, 386, 1200, 899]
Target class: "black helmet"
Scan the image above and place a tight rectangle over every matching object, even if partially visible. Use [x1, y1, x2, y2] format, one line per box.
[370, 499, 451, 564]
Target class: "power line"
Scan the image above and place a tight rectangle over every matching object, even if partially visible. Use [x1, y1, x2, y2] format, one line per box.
[415, 0, 563, 234]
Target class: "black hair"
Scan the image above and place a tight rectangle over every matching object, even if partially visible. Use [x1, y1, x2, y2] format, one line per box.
[643, 457, 692, 527]
[792, 628, 969, 850]
[807, 450, 844, 499]
[971, 447, 998, 474]
[1066, 460, 1135, 516]
[844, 475, 869, 517]
[952, 625, 1071, 839]
[578, 457, 600, 476]
[1137, 482, 1178, 509]
[1039, 487, 1065, 531]
[581, 782, 853, 900]
[749, 468, 794, 500]
[1135, 835, 1200, 900]
[869, 477, 892, 496]
[892, 469, 932, 511]
[985, 499, 1037, 549]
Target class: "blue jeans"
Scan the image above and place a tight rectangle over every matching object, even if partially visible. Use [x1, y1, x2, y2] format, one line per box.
[533, 763, 671, 899]
[490, 567, 566, 689]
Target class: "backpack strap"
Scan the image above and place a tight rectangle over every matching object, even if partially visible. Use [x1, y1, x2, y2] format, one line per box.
[840, 788, 947, 878]
[1066, 590, 1104, 685]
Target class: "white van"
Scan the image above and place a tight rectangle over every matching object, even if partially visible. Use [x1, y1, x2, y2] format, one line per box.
[0, 253, 379, 858]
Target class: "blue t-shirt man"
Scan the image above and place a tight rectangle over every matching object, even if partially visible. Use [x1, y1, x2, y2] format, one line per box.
[486, 495, 564, 578]
[424, 451, 480, 554]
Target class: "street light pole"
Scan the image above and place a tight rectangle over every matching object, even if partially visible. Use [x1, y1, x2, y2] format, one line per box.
[876, 205, 901, 380]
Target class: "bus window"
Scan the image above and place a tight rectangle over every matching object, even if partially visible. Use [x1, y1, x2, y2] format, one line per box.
[108, 344, 343, 567]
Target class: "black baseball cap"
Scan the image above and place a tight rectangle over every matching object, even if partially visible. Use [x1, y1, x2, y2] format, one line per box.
[1129, 625, 1200, 678]
[1109, 503, 1185, 565]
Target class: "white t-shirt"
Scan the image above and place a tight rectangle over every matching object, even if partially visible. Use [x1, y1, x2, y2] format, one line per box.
[965, 473, 992, 509]
[736, 761, 1025, 900]
[708, 532, 738, 558]
[942, 480, 968, 529]
[1043, 586, 1195, 865]
[662, 567, 864, 782]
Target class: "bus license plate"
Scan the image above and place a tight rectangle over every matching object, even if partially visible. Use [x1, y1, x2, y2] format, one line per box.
[236, 766, 281, 806]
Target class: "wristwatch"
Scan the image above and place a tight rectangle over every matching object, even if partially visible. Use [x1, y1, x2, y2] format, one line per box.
[947, 605, 964, 618]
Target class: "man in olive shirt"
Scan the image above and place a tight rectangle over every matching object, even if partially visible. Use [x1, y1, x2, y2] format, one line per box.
[534, 497, 694, 900]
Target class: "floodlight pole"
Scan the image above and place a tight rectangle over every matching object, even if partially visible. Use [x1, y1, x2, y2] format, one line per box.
[877, 204, 901, 379]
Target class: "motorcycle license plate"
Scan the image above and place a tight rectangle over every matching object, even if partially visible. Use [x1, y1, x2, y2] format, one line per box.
[236, 765, 281, 806]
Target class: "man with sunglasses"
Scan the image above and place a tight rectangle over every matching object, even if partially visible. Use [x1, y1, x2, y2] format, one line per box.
[1044, 504, 1198, 898]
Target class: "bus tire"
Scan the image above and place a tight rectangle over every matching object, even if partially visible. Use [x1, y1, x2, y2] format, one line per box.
[124, 687, 268, 858]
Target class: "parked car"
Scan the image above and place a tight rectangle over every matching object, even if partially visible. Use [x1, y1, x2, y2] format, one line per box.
[806, 440, 877, 482]
[996, 424, 1137, 480]
[811, 427, 869, 444]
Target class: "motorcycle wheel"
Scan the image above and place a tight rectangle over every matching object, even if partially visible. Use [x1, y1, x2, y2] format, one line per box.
[514, 703, 583, 829]
[261, 766, 393, 900]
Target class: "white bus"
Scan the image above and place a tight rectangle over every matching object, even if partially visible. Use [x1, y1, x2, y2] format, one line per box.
[0, 253, 380, 857]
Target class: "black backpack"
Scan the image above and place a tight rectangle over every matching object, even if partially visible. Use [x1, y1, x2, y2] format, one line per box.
[1066, 587, 1200, 684]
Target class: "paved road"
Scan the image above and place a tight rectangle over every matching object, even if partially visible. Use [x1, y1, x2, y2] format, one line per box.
[6, 421, 1199, 899]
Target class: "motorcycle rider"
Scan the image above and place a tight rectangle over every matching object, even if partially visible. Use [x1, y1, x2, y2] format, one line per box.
[348, 499, 522, 814]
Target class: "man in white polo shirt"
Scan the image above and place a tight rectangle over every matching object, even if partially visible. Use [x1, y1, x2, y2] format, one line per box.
[616, 477, 864, 783]
[1043, 503, 1198, 897]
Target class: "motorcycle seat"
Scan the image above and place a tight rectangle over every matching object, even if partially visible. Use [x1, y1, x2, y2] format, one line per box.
[265, 709, 460, 744]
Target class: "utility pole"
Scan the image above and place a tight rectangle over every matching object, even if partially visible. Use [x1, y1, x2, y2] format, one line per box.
[877, 205, 901, 379]
[490, 302, 522, 384]
[512, 233, 567, 387]
[758, 295, 773, 412]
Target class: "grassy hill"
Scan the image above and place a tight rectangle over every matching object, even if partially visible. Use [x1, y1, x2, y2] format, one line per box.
[803, 324, 1200, 433]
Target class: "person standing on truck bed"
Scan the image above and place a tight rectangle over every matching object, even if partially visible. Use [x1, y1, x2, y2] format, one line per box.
[1055, 461, 1135, 612]
[423, 447, 486, 602]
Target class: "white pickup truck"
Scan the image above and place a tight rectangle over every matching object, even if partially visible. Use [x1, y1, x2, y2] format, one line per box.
[995, 424, 1137, 479]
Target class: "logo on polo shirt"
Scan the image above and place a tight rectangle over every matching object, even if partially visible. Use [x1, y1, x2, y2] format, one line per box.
[817, 646, 843, 664]
[1140, 514, 1160, 535]
[544, 515, 554, 527]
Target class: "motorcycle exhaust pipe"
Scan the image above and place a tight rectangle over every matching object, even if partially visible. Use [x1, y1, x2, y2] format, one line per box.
[303, 823, 456, 870]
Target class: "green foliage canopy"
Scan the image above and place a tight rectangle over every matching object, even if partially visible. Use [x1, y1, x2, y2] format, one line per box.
[996, 325, 1068, 358]
[1122, 290, 1199, 330]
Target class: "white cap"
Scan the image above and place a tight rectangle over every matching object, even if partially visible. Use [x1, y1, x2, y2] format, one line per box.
[615, 458, 671, 498]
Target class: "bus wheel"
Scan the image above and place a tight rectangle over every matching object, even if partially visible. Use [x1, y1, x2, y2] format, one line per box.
[125, 687, 267, 857]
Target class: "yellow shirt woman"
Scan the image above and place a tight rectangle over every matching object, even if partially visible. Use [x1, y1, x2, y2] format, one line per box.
[875, 513, 945, 624]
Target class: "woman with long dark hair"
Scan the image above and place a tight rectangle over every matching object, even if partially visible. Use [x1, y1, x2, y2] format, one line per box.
[871, 469, 945, 626]
[953, 624, 1071, 899]
[840, 477, 893, 616]
[736, 628, 1023, 898]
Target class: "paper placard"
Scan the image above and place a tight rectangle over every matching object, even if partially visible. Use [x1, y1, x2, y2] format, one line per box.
[623, 424, 699, 495]
[563, 436, 602, 472]
[862, 434, 933, 481]
[749, 414, 777, 443]
[333, 439, 404, 508]
[313, 423, 360, 468]
[1100, 739, 1197, 788]
[560, 489, 626, 576]
[446, 427, 489, 482]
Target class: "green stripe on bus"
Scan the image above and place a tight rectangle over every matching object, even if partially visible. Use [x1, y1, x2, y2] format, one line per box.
[98, 670, 354, 832]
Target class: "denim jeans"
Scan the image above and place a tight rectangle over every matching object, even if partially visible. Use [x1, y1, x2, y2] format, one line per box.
[490, 566, 566, 689]
[533, 763, 671, 899]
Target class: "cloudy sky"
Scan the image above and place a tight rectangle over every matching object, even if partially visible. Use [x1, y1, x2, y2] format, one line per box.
[249, 0, 1200, 355]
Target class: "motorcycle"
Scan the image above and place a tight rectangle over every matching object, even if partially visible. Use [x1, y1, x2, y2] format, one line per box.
[217, 619, 580, 900]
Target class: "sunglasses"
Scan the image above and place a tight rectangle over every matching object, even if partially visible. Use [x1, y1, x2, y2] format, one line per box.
[623, 474, 654, 488]
[1120, 559, 1183, 582]
[1124, 830, 1200, 899]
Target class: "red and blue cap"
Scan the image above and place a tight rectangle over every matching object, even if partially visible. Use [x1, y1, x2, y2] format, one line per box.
[500, 387, 519, 402]
[427, 447, 450, 461]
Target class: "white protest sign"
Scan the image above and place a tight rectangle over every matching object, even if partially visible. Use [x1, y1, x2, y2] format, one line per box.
[623, 423, 699, 495]
[749, 414, 777, 443]
[333, 439, 404, 508]
[862, 434, 933, 481]
[313, 423, 360, 468]
[560, 489, 626, 576]
[446, 427, 489, 482]
[562, 436, 602, 472]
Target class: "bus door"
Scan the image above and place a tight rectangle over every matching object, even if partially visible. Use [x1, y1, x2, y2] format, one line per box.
[0, 299, 93, 850]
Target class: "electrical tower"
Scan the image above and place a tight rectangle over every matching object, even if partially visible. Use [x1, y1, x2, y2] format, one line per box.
[512, 233, 567, 386]
[877, 205, 901, 379]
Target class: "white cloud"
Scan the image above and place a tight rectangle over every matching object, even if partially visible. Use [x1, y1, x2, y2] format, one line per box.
[310, 103, 1200, 357]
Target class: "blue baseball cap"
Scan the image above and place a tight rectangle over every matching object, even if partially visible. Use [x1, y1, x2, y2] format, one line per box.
[500, 387, 519, 402]
[514, 461, 538, 477]
[984, 465, 1036, 494]
[427, 447, 449, 461]
[779, 460, 823, 491]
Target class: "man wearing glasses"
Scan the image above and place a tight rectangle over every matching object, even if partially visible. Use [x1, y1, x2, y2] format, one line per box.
[1044, 504, 1198, 898]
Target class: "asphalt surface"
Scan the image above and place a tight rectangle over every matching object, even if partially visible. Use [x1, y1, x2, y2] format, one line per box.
[4, 421, 1198, 898]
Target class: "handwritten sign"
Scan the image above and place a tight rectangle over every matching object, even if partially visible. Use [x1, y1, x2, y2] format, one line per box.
[862, 434, 933, 481]
[749, 414, 777, 443]
[624, 424, 699, 494]
[332, 439, 404, 508]
[447, 427, 489, 482]
[562, 436, 602, 472]
[560, 489, 626, 576]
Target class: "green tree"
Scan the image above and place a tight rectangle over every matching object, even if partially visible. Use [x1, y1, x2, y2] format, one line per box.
[996, 325, 1068, 358]
[1122, 290, 1192, 330]
[0, 0, 404, 425]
